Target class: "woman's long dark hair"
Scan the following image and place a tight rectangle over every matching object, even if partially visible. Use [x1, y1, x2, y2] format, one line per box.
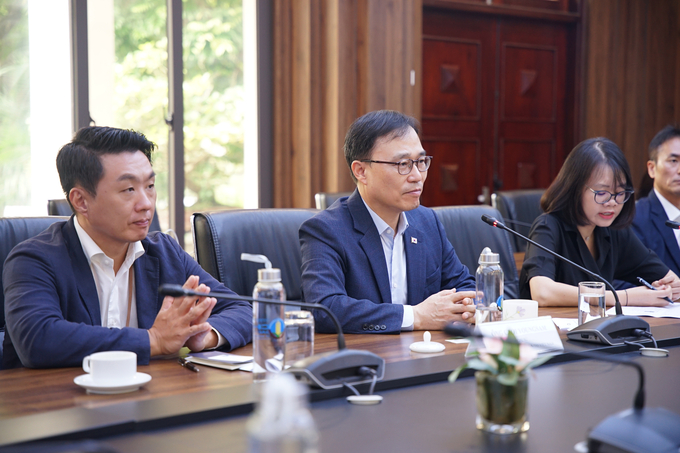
[541, 137, 635, 229]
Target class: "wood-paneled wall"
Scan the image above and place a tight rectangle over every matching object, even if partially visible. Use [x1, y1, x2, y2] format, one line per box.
[272, 0, 680, 207]
[273, 0, 422, 208]
[583, 0, 680, 189]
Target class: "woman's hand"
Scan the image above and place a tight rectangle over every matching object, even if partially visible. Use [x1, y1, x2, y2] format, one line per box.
[653, 270, 680, 301]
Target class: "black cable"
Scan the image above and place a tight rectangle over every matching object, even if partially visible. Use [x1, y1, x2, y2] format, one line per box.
[632, 329, 658, 348]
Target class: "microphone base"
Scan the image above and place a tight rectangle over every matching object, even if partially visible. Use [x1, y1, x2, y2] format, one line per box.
[587, 407, 680, 453]
[285, 349, 385, 389]
[566, 315, 650, 345]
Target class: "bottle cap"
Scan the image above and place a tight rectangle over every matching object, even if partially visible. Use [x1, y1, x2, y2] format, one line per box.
[478, 247, 500, 265]
[257, 267, 281, 282]
[241, 253, 282, 282]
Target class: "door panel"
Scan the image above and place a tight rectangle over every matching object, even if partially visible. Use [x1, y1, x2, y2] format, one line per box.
[422, 39, 481, 120]
[421, 10, 495, 207]
[501, 44, 557, 122]
[421, 8, 573, 207]
[500, 139, 555, 189]
[421, 138, 480, 205]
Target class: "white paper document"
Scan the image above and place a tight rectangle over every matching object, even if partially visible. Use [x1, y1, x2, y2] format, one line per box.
[552, 318, 578, 331]
[186, 351, 254, 371]
[473, 316, 564, 355]
[605, 303, 680, 319]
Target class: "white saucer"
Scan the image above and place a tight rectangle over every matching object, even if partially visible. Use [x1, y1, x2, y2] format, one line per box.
[74, 372, 152, 394]
[639, 347, 669, 357]
[347, 394, 383, 405]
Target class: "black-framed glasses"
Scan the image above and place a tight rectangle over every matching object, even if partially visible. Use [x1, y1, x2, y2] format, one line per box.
[588, 187, 634, 205]
[361, 156, 433, 175]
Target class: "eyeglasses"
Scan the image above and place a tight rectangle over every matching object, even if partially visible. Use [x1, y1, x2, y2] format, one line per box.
[360, 156, 433, 175]
[588, 187, 634, 205]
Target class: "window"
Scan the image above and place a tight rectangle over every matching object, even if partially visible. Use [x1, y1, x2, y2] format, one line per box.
[0, 0, 72, 216]
[89, 0, 247, 247]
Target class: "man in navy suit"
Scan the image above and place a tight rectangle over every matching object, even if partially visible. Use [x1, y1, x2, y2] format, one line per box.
[633, 126, 680, 278]
[3, 127, 251, 368]
[300, 110, 476, 334]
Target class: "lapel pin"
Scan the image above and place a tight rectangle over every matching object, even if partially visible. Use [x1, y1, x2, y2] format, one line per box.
[411, 237, 418, 244]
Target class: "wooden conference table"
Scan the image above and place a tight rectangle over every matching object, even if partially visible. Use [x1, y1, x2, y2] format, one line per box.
[1, 307, 680, 452]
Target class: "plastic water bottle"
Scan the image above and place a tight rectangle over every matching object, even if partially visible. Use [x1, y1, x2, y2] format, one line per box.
[242, 253, 286, 382]
[247, 373, 319, 453]
[475, 247, 503, 324]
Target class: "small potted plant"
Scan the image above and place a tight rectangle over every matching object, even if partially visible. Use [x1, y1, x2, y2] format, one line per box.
[448, 331, 553, 434]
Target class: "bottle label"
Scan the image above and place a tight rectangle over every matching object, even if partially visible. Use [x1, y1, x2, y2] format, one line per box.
[268, 318, 285, 339]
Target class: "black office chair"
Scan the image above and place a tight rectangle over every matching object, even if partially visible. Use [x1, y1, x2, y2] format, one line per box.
[48, 198, 162, 232]
[491, 189, 545, 253]
[192, 209, 319, 300]
[314, 192, 352, 210]
[0, 216, 69, 369]
[432, 205, 519, 299]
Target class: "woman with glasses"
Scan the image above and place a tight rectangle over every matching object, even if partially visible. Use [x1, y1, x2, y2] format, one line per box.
[519, 137, 680, 307]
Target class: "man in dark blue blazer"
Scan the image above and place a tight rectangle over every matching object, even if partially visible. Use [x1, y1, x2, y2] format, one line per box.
[300, 110, 476, 334]
[3, 127, 251, 368]
[633, 126, 680, 278]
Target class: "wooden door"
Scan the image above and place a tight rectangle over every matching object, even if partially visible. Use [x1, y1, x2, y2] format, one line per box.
[420, 9, 574, 207]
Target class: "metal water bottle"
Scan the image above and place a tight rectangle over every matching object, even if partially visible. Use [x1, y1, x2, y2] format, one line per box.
[475, 247, 503, 324]
[242, 253, 286, 382]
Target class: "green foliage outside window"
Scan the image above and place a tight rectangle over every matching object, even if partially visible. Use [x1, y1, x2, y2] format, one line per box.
[0, 0, 244, 216]
[114, 0, 244, 213]
[0, 0, 30, 214]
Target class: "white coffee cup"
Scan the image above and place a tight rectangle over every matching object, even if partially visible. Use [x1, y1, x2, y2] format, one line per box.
[82, 351, 137, 384]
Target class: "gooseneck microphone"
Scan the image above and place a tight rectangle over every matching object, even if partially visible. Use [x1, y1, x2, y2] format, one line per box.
[158, 284, 385, 390]
[497, 218, 534, 228]
[444, 322, 680, 453]
[480, 215, 651, 345]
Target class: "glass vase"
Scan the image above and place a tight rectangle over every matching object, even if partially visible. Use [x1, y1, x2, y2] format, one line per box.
[475, 371, 529, 434]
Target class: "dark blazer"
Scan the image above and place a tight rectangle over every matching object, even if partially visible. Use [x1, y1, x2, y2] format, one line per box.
[632, 191, 680, 277]
[2, 218, 252, 369]
[299, 190, 475, 334]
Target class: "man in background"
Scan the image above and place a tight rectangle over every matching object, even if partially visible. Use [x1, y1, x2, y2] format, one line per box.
[632, 125, 680, 277]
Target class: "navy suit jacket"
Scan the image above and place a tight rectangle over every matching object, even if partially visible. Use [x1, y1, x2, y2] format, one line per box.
[2, 218, 252, 369]
[632, 191, 680, 277]
[299, 190, 475, 334]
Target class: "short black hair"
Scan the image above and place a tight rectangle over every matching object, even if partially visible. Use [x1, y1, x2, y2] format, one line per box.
[541, 137, 635, 229]
[56, 127, 156, 207]
[648, 125, 680, 161]
[344, 110, 419, 183]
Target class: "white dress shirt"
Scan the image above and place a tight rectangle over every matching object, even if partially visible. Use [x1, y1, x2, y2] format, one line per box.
[74, 216, 144, 328]
[654, 188, 680, 251]
[363, 201, 414, 330]
[75, 217, 226, 348]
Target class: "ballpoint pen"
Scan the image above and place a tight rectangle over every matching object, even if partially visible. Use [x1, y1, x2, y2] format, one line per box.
[178, 357, 200, 372]
[637, 276, 674, 304]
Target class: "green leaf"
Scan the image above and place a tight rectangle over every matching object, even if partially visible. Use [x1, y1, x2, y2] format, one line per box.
[519, 353, 555, 372]
[497, 355, 521, 367]
[502, 331, 520, 360]
[448, 363, 468, 383]
[496, 371, 519, 386]
[466, 357, 497, 374]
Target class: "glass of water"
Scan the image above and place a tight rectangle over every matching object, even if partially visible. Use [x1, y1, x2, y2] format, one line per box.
[284, 310, 314, 368]
[578, 281, 606, 325]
